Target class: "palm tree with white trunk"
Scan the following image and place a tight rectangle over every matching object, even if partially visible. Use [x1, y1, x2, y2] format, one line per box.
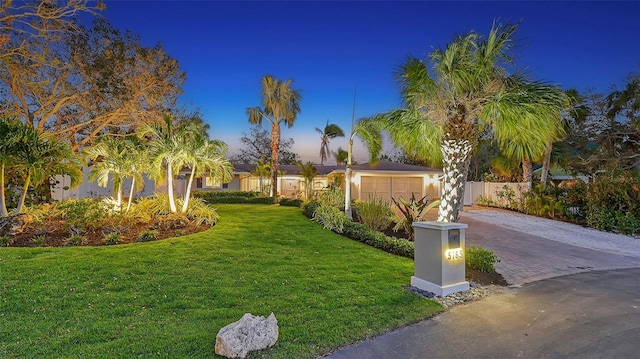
[373, 22, 568, 222]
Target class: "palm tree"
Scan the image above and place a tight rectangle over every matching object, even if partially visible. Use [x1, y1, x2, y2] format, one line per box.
[181, 137, 232, 213]
[247, 74, 302, 198]
[85, 135, 148, 212]
[316, 121, 344, 164]
[0, 118, 23, 216]
[295, 161, 318, 198]
[251, 157, 271, 195]
[373, 22, 568, 222]
[333, 147, 349, 166]
[138, 114, 197, 213]
[12, 126, 82, 213]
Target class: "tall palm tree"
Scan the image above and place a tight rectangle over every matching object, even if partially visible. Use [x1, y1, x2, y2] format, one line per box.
[12, 126, 82, 213]
[316, 120, 344, 164]
[373, 22, 568, 222]
[181, 137, 232, 213]
[247, 74, 302, 198]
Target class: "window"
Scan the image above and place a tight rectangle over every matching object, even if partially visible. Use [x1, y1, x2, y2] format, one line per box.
[205, 176, 222, 188]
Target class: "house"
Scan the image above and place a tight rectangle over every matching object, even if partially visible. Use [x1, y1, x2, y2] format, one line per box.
[53, 161, 443, 202]
[189, 161, 442, 201]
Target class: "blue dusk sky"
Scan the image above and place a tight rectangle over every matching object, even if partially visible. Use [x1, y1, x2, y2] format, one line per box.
[102, 0, 640, 163]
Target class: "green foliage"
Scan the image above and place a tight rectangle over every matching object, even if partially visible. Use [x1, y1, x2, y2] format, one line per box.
[0, 236, 14, 247]
[279, 198, 303, 207]
[521, 184, 567, 219]
[466, 245, 500, 273]
[182, 197, 220, 226]
[495, 184, 517, 208]
[475, 194, 496, 207]
[312, 205, 348, 233]
[355, 196, 395, 232]
[103, 233, 122, 245]
[586, 172, 640, 234]
[65, 234, 86, 247]
[392, 194, 440, 239]
[138, 230, 159, 242]
[56, 199, 108, 231]
[193, 191, 274, 204]
[318, 186, 345, 209]
[30, 235, 46, 247]
[302, 200, 320, 218]
[342, 221, 414, 258]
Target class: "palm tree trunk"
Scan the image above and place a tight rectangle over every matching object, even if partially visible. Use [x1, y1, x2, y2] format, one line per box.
[0, 163, 8, 217]
[540, 142, 552, 185]
[126, 177, 136, 213]
[270, 124, 281, 198]
[116, 182, 123, 210]
[522, 158, 533, 183]
[437, 139, 473, 223]
[182, 166, 197, 213]
[17, 171, 32, 214]
[166, 163, 177, 213]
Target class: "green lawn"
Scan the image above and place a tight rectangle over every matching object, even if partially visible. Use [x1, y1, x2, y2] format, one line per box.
[0, 204, 442, 358]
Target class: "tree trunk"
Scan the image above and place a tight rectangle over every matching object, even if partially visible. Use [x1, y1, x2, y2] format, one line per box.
[182, 166, 196, 213]
[126, 177, 136, 213]
[270, 124, 281, 198]
[17, 172, 31, 214]
[437, 139, 473, 223]
[0, 163, 8, 217]
[166, 163, 177, 213]
[522, 158, 533, 183]
[540, 142, 552, 185]
[116, 182, 123, 210]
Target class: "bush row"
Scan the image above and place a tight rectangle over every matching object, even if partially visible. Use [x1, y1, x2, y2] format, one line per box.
[192, 191, 262, 200]
[194, 194, 275, 204]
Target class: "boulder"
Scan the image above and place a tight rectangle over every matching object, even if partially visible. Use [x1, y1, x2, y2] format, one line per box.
[215, 313, 278, 359]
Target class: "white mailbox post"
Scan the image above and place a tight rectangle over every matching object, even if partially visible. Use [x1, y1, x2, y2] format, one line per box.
[411, 221, 469, 297]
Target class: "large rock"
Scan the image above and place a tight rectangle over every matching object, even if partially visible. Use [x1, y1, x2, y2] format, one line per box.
[215, 313, 278, 358]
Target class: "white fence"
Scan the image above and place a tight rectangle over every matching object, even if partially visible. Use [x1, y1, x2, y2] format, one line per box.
[463, 181, 531, 206]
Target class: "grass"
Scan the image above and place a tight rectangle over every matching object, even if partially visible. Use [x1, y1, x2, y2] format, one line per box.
[0, 204, 442, 358]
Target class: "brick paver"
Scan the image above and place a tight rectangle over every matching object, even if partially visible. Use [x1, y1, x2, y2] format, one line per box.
[462, 216, 640, 285]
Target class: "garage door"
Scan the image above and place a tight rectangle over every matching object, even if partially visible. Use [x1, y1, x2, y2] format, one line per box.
[360, 176, 423, 202]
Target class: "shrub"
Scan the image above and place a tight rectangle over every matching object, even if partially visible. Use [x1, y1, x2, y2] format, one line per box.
[466, 245, 500, 273]
[302, 200, 320, 218]
[355, 196, 395, 232]
[475, 195, 495, 207]
[0, 236, 14, 247]
[342, 221, 414, 258]
[586, 171, 640, 235]
[312, 205, 348, 233]
[65, 234, 86, 247]
[138, 230, 158, 242]
[279, 198, 303, 207]
[182, 198, 220, 225]
[318, 186, 345, 209]
[56, 198, 108, 231]
[103, 233, 122, 245]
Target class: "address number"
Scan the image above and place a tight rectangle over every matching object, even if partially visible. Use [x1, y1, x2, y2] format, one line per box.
[445, 248, 463, 260]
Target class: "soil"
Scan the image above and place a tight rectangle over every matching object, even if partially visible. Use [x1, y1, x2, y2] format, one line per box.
[5, 218, 210, 247]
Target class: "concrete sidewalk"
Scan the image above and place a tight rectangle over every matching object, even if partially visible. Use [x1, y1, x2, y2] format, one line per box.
[322, 208, 640, 358]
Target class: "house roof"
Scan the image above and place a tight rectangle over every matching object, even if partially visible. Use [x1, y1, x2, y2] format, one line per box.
[231, 161, 441, 176]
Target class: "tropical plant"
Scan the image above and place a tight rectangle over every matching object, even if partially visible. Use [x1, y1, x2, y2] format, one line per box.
[247, 74, 302, 198]
[371, 22, 568, 222]
[316, 120, 345, 164]
[180, 135, 232, 214]
[355, 196, 395, 232]
[11, 124, 82, 213]
[85, 135, 147, 212]
[0, 118, 23, 216]
[296, 161, 318, 198]
[138, 114, 199, 213]
[251, 157, 271, 196]
[333, 147, 349, 165]
[312, 205, 348, 233]
[392, 194, 440, 240]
